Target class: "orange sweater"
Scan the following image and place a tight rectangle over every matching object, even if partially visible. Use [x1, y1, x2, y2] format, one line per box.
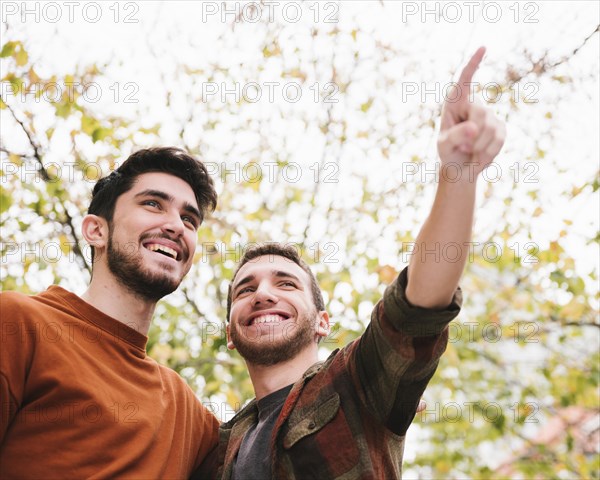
[0, 286, 219, 479]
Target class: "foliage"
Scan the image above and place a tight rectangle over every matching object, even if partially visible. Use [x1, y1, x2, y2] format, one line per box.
[1, 6, 598, 478]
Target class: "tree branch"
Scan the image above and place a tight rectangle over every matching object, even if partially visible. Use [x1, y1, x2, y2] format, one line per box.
[506, 25, 600, 85]
[1, 95, 90, 274]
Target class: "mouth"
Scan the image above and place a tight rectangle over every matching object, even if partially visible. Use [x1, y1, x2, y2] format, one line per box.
[144, 242, 181, 261]
[247, 312, 291, 326]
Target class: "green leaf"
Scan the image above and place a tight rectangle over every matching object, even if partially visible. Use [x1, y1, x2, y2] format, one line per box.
[0, 41, 17, 58]
[81, 115, 100, 135]
[0, 186, 12, 213]
[92, 127, 112, 143]
[55, 102, 72, 118]
[360, 98, 373, 113]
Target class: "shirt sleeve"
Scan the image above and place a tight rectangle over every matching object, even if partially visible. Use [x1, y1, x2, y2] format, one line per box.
[0, 292, 33, 444]
[190, 443, 218, 480]
[346, 266, 462, 435]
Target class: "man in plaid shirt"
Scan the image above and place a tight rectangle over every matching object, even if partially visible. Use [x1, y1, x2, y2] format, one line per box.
[211, 47, 505, 479]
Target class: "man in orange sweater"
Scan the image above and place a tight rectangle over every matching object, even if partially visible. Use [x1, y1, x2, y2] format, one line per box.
[0, 147, 220, 478]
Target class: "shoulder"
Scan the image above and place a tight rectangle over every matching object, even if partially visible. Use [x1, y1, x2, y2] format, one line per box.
[308, 347, 350, 380]
[1, 287, 73, 311]
[0, 291, 59, 375]
[220, 398, 257, 430]
[155, 362, 192, 389]
[0, 289, 82, 357]
[1, 290, 37, 308]
[293, 348, 350, 399]
[154, 363, 210, 408]
[0, 289, 54, 321]
[0, 287, 79, 323]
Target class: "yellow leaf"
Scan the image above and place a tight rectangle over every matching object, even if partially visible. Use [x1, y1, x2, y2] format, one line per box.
[59, 234, 71, 254]
[15, 48, 28, 66]
[560, 298, 586, 321]
[8, 153, 22, 165]
[226, 390, 241, 411]
[28, 67, 41, 84]
[378, 265, 397, 284]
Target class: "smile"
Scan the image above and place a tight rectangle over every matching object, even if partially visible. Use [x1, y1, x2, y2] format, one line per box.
[248, 313, 290, 326]
[146, 243, 179, 260]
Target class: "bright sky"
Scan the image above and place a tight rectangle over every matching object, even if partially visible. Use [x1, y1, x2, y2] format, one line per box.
[3, 0, 598, 292]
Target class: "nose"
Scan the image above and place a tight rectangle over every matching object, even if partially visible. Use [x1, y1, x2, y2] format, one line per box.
[252, 283, 278, 306]
[162, 209, 185, 237]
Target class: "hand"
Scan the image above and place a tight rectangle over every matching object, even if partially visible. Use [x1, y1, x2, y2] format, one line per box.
[437, 47, 506, 178]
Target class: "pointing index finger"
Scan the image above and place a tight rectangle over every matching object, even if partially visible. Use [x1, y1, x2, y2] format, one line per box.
[458, 46, 486, 88]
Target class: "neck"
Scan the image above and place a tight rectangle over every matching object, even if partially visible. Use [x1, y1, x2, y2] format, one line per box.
[246, 348, 319, 400]
[80, 272, 156, 336]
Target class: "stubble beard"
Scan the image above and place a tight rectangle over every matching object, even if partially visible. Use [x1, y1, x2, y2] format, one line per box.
[230, 310, 319, 366]
[107, 232, 181, 302]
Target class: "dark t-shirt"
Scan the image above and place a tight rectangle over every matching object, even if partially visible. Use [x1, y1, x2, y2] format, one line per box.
[231, 384, 294, 480]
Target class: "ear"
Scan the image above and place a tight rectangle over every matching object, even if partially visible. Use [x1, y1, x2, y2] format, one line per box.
[315, 311, 330, 340]
[81, 214, 109, 250]
[226, 323, 236, 350]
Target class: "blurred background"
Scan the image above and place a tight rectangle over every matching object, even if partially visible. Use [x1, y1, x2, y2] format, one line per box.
[1, 1, 598, 478]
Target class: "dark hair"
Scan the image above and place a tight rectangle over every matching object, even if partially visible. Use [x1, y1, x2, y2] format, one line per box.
[88, 147, 217, 261]
[226, 242, 325, 322]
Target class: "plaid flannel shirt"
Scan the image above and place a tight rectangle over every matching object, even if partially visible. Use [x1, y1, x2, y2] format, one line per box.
[216, 267, 462, 480]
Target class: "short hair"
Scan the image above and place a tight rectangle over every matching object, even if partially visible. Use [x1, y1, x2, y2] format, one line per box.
[88, 147, 217, 261]
[226, 243, 325, 322]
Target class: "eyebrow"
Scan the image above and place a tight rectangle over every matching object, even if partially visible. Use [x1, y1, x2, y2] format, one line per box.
[135, 189, 202, 220]
[233, 270, 303, 292]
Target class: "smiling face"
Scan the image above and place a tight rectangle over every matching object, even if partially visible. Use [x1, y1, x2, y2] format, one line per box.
[104, 172, 201, 301]
[227, 255, 329, 366]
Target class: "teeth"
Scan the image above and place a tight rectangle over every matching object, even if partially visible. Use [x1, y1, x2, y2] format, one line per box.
[253, 314, 286, 325]
[147, 244, 177, 259]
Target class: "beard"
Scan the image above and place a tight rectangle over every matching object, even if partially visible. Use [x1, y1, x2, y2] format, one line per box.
[107, 232, 181, 302]
[230, 310, 318, 366]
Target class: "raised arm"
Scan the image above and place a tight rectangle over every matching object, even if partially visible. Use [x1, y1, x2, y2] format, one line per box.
[406, 47, 506, 309]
